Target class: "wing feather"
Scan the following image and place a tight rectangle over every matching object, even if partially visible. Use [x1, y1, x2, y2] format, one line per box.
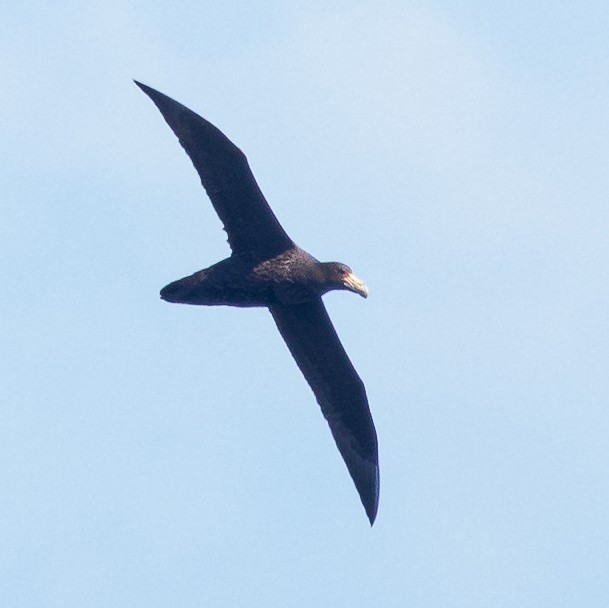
[135, 81, 294, 259]
[270, 299, 379, 524]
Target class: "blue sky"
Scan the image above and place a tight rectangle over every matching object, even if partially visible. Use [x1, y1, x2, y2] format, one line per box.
[2, 1, 609, 606]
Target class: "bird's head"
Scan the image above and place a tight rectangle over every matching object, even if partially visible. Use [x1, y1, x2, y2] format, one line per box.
[323, 262, 369, 298]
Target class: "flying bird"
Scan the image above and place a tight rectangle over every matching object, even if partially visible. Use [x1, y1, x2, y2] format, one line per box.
[135, 81, 379, 524]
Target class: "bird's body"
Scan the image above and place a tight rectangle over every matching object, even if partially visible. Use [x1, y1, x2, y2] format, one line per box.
[136, 81, 379, 524]
[161, 247, 361, 307]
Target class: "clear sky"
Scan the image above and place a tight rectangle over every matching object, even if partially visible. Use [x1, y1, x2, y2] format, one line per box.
[2, 1, 609, 606]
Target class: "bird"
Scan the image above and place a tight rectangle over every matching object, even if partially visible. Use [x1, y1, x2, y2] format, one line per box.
[135, 81, 379, 524]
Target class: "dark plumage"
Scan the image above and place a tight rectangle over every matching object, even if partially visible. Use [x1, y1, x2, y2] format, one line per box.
[136, 81, 379, 524]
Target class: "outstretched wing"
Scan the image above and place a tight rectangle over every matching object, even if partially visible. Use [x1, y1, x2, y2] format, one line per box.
[135, 81, 294, 259]
[270, 299, 379, 524]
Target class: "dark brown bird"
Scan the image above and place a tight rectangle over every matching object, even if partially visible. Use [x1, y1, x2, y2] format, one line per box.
[135, 81, 379, 524]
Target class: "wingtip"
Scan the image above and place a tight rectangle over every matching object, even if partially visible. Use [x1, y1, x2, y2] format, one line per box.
[363, 463, 380, 526]
[134, 80, 159, 102]
[133, 81, 189, 124]
[133, 79, 152, 95]
[365, 493, 379, 526]
[367, 507, 378, 526]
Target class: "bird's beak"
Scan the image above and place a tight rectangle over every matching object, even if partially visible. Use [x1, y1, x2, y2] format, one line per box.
[344, 272, 369, 298]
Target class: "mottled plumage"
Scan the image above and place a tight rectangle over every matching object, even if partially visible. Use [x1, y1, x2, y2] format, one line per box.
[136, 81, 379, 524]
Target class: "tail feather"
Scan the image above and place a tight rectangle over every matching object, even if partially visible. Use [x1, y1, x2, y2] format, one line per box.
[160, 270, 208, 304]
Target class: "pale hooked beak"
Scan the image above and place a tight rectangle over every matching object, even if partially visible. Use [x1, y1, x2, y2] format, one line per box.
[344, 271, 369, 298]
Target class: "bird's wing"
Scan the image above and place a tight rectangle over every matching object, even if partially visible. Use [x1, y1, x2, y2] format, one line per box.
[269, 299, 379, 524]
[135, 81, 294, 259]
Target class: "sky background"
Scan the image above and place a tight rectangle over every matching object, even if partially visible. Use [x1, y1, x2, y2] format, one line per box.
[2, 1, 609, 606]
